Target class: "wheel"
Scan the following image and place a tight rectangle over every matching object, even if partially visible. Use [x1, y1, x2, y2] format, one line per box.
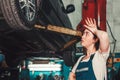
[0, 0, 37, 30]
[63, 50, 76, 67]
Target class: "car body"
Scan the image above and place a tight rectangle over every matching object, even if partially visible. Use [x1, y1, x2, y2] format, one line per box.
[0, 0, 76, 67]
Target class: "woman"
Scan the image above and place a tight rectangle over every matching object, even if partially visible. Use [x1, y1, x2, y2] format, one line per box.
[69, 18, 110, 80]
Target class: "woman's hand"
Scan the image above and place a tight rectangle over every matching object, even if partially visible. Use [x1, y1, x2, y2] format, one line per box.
[84, 18, 98, 34]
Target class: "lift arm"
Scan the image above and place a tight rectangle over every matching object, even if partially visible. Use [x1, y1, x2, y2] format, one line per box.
[34, 24, 82, 51]
[35, 25, 82, 51]
[34, 25, 82, 37]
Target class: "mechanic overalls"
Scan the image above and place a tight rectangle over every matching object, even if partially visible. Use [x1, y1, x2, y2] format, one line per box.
[75, 54, 96, 80]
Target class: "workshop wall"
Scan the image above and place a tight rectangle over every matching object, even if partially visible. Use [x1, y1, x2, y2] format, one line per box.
[107, 0, 120, 53]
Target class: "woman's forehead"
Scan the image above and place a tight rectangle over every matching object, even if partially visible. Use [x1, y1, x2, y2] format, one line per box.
[84, 29, 92, 33]
[83, 29, 94, 36]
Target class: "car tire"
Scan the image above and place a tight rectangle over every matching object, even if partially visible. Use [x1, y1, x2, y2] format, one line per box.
[0, 0, 37, 30]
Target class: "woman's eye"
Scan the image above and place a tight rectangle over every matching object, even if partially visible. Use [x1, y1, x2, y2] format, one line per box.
[82, 31, 90, 36]
[85, 32, 88, 35]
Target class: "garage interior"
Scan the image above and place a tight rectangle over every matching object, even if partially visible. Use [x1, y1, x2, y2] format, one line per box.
[0, 0, 120, 80]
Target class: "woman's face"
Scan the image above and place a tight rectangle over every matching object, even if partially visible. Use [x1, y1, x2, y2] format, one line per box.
[81, 29, 96, 48]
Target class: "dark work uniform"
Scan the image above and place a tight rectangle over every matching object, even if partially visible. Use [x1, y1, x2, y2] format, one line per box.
[75, 55, 96, 80]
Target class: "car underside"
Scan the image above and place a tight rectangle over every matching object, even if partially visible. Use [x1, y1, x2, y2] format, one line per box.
[0, 0, 76, 67]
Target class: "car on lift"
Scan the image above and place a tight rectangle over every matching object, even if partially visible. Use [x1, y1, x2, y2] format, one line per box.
[0, 0, 76, 67]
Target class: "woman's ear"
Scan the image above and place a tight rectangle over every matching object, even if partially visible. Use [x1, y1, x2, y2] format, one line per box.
[93, 38, 98, 43]
[95, 38, 99, 43]
[95, 38, 99, 42]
